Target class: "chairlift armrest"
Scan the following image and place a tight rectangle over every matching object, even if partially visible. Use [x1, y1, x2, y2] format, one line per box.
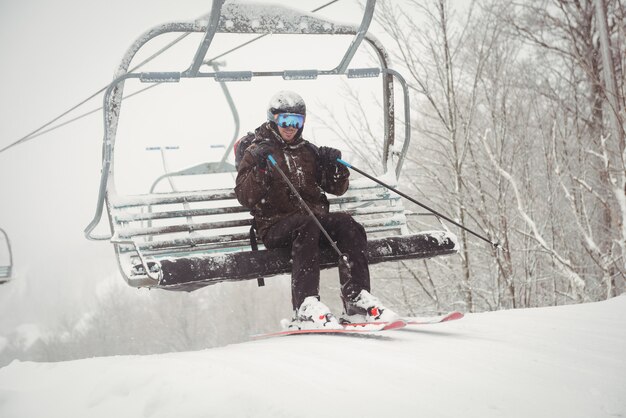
[214, 71, 253, 82]
[347, 68, 381, 78]
[140, 72, 181, 83]
[283, 70, 318, 80]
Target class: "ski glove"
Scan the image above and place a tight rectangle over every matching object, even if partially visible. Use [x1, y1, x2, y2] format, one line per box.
[249, 142, 273, 170]
[318, 146, 342, 168]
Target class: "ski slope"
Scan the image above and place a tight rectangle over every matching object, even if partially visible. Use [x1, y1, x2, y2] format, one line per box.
[1, 296, 625, 418]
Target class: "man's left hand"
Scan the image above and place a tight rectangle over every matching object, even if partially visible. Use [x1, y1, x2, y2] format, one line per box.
[318, 146, 342, 167]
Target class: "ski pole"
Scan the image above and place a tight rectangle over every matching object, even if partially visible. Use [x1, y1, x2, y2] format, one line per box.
[267, 155, 344, 258]
[267, 155, 354, 284]
[337, 158, 501, 250]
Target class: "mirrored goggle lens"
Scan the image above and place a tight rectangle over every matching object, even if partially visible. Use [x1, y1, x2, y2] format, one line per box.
[274, 113, 305, 129]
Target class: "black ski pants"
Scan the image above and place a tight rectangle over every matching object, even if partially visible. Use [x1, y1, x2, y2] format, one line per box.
[262, 212, 371, 310]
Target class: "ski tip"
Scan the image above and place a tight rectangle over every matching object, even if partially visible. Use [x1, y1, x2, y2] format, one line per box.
[442, 311, 464, 322]
[383, 319, 407, 330]
[403, 311, 465, 325]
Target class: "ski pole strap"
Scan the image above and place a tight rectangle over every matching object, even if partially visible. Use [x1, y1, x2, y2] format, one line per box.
[267, 154, 343, 257]
[336, 158, 501, 250]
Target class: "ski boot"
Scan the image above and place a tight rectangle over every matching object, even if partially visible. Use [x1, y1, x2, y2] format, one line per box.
[284, 296, 343, 330]
[340, 290, 400, 324]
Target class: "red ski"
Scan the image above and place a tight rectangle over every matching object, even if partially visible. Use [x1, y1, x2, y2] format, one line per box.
[252, 319, 406, 339]
[402, 311, 464, 325]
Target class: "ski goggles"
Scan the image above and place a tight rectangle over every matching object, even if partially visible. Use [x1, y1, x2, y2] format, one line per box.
[273, 113, 305, 129]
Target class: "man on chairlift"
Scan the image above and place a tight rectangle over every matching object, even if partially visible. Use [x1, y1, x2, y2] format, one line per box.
[235, 90, 400, 330]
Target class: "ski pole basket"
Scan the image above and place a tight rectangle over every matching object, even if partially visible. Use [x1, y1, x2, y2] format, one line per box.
[84, 0, 459, 291]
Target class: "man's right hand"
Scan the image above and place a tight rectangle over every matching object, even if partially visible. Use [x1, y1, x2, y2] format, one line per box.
[249, 142, 273, 170]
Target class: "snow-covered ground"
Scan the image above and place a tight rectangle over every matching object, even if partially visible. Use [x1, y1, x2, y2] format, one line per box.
[1, 296, 625, 418]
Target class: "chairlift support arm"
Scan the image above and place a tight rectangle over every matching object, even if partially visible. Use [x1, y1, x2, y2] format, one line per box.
[186, 0, 225, 77]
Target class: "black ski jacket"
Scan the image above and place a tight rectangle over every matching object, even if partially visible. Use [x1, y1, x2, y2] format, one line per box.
[234, 122, 349, 240]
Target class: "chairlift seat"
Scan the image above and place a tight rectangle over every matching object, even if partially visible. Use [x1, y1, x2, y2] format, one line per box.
[114, 178, 458, 291]
[156, 234, 456, 291]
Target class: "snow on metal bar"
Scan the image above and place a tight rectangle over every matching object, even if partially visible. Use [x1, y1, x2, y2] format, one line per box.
[283, 70, 318, 80]
[114, 203, 402, 224]
[112, 180, 391, 210]
[111, 190, 397, 211]
[214, 71, 253, 82]
[125, 233, 252, 252]
[342, 205, 404, 216]
[118, 240, 254, 257]
[347, 68, 381, 78]
[111, 189, 237, 208]
[360, 226, 402, 235]
[357, 214, 406, 229]
[117, 218, 253, 239]
[114, 206, 249, 223]
[333, 193, 399, 204]
[139, 72, 181, 83]
[213, 1, 357, 36]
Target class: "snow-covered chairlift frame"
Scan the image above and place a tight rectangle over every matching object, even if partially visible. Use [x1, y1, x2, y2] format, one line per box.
[85, 0, 458, 291]
[0, 228, 13, 284]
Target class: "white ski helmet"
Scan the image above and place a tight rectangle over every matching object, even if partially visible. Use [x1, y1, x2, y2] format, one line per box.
[266, 90, 306, 121]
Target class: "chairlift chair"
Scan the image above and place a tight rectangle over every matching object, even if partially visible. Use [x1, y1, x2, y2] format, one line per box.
[0, 228, 13, 284]
[85, 0, 459, 291]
